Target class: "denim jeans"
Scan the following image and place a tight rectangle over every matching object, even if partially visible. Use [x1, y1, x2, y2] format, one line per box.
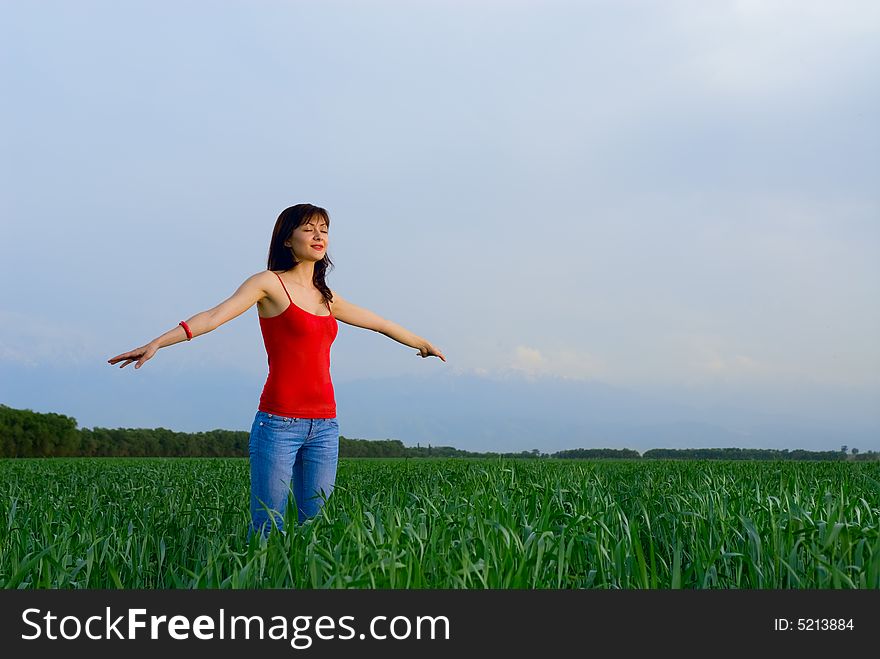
[247, 410, 339, 539]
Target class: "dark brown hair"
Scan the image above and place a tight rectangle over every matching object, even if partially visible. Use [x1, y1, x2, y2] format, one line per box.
[267, 204, 335, 304]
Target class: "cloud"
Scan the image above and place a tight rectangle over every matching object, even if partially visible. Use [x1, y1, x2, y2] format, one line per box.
[512, 346, 546, 371]
[700, 352, 764, 376]
[508, 344, 606, 381]
[678, 332, 772, 383]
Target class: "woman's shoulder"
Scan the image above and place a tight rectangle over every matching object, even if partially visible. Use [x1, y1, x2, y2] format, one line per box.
[243, 270, 284, 299]
[252, 270, 279, 285]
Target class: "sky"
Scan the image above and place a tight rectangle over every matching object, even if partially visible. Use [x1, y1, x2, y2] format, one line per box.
[1, 0, 878, 452]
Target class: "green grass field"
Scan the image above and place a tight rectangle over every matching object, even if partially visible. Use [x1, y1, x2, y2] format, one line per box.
[1, 458, 878, 588]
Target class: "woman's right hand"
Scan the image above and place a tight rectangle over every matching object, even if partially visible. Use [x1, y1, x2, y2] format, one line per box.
[107, 343, 158, 369]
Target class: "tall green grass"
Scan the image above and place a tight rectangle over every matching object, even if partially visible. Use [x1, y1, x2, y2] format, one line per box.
[1, 458, 877, 588]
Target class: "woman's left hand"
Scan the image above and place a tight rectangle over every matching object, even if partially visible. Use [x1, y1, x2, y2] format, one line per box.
[417, 341, 446, 362]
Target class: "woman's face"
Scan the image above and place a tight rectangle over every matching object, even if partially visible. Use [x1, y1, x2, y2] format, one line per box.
[285, 216, 329, 262]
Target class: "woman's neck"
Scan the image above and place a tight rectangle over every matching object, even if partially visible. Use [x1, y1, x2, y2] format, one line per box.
[282, 263, 316, 288]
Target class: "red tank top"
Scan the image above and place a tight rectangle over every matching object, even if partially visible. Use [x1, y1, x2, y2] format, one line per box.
[257, 272, 339, 418]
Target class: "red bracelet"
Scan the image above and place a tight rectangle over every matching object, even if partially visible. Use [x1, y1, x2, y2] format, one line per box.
[179, 321, 193, 340]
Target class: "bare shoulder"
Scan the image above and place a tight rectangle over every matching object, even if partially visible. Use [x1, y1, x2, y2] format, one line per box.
[206, 270, 277, 327]
[238, 270, 279, 304]
[255, 270, 287, 297]
[252, 270, 279, 292]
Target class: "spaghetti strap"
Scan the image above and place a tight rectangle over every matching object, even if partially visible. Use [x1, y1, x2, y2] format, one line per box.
[274, 272, 293, 304]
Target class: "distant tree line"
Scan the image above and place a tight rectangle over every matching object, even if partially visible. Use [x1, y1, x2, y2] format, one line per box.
[0, 404, 250, 458]
[555, 448, 642, 459]
[1, 404, 877, 461]
[0, 404, 81, 457]
[640, 447, 866, 461]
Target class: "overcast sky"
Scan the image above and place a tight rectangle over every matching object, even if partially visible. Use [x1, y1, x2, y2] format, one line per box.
[2, 1, 878, 450]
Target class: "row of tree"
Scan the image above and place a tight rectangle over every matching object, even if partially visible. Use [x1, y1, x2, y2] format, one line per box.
[640, 447, 861, 461]
[1, 404, 877, 460]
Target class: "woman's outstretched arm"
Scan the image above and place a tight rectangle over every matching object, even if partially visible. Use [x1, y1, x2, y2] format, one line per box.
[107, 271, 271, 369]
[330, 289, 446, 362]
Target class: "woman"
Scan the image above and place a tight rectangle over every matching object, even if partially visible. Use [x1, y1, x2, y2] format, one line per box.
[107, 203, 446, 539]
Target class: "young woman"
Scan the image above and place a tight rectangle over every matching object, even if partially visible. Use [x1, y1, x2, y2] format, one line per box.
[107, 203, 446, 539]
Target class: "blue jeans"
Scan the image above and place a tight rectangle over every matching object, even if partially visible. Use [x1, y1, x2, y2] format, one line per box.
[247, 410, 339, 539]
